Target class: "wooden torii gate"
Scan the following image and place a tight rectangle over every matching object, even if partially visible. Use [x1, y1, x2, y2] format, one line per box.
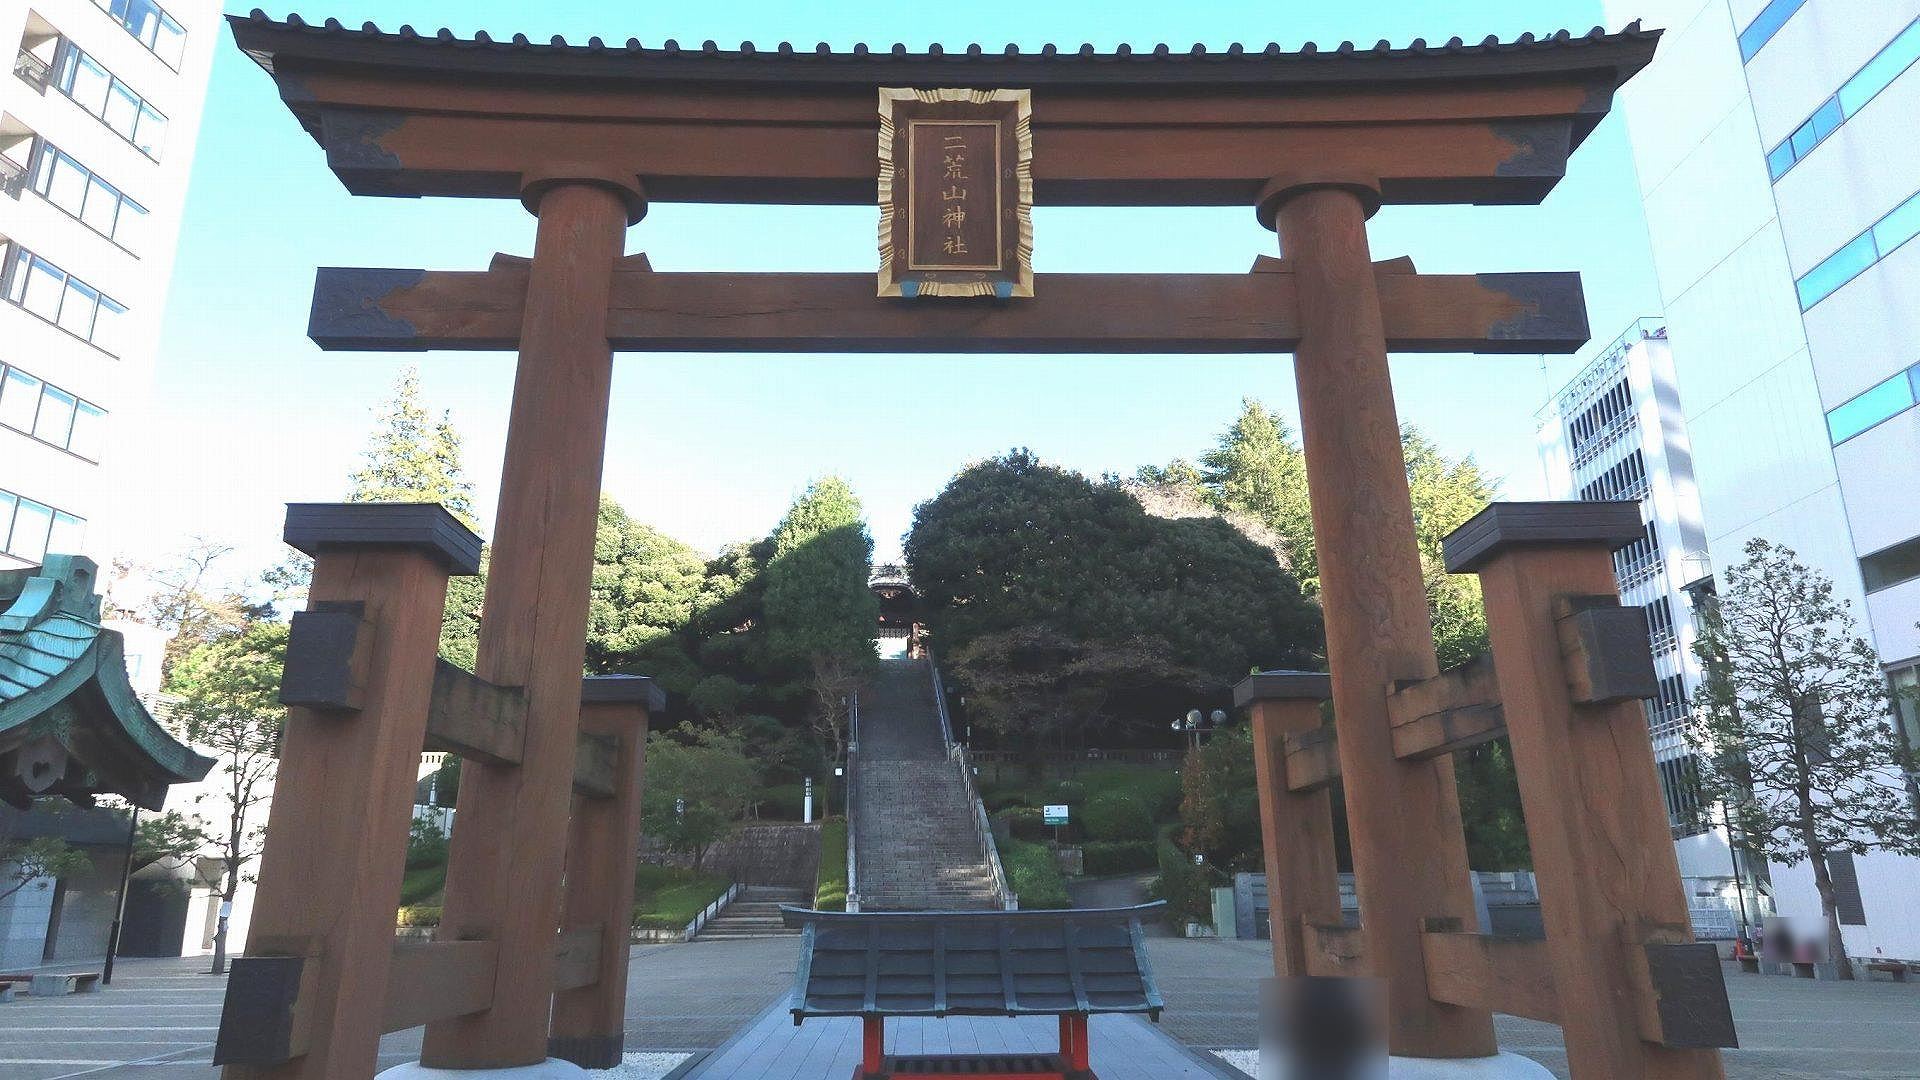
[215, 12, 1726, 1080]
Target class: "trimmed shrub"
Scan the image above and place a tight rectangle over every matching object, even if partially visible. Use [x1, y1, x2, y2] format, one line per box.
[1043, 780, 1088, 807]
[397, 905, 442, 928]
[983, 789, 1031, 813]
[754, 783, 807, 821]
[1082, 792, 1154, 842]
[815, 820, 848, 911]
[399, 863, 445, 907]
[999, 840, 1071, 909]
[1081, 840, 1156, 876]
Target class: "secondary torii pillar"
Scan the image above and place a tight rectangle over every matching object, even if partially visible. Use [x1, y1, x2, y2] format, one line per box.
[1258, 173, 1506, 1071]
[419, 170, 644, 1075]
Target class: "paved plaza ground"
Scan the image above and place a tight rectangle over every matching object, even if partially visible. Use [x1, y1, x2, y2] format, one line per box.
[2, 937, 1916, 1079]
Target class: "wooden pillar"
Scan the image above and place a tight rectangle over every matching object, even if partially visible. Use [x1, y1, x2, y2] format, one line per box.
[1234, 671, 1340, 977]
[1447, 502, 1727, 1079]
[861, 1016, 884, 1075]
[549, 676, 662, 1068]
[1263, 177, 1494, 1058]
[224, 504, 480, 1080]
[423, 174, 641, 1069]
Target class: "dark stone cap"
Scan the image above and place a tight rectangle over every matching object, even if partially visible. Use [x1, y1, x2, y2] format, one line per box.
[1442, 500, 1644, 574]
[581, 674, 666, 712]
[1234, 669, 1334, 707]
[283, 503, 484, 576]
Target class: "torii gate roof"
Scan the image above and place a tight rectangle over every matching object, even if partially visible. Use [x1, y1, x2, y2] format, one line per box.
[0, 557, 214, 811]
[229, 12, 1659, 208]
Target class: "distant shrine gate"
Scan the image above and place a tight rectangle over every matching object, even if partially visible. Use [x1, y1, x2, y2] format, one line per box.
[218, 13, 1733, 1080]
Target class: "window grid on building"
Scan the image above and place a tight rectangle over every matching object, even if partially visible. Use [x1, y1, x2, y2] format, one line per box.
[1614, 519, 1662, 590]
[1648, 672, 1691, 743]
[1767, 18, 1920, 180]
[1860, 533, 1920, 594]
[1826, 362, 1920, 445]
[88, 0, 188, 70]
[0, 361, 107, 459]
[0, 486, 86, 563]
[1, 241, 128, 354]
[1797, 188, 1920, 310]
[1739, 0, 1808, 62]
[28, 138, 149, 251]
[50, 40, 169, 161]
[1579, 449, 1650, 503]
[1658, 754, 1707, 837]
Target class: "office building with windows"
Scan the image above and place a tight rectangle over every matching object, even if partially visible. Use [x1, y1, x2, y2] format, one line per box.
[2, 0, 218, 570]
[1537, 319, 1756, 937]
[1604, 0, 1920, 960]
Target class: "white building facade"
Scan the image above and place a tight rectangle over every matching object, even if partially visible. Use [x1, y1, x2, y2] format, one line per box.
[2, 0, 219, 571]
[1603, 0, 1920, 961]
[1537, 320, 1759, 937]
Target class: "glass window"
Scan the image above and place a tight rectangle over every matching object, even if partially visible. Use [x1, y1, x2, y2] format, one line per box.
[62, 49, 113, 115]
[0, 490, 15, 553]
[1840, 19, 1920, 116]
[115, 198, 148, 251]
[1767, 141, 1796, 180]
[58, 276, 100, 339]
[133, 103, 167, 158]
[0, 367, 43, 432]
[82, 174, 122, 235]
[20, 254, 68, 322]
[92, 296, 128, 355]
[1809, 97, 1845, 141]
[1789, 119, 1819, 159]
[1740, 0, 1808, 61]
[47, 511, 85, 556]
[33, 385, 76, 446]
[1892, 666, 1920, 763]
[1862, 535, 1920, 593]
[1872, 191, 1920, 258]
[68, 400, 106, 459]
[105, 81, 141, 141]
[154, 13, 186, 68]
[36, 148, 86, 215]
[1827, 371, 1916, 443]
[1798, 232, 1879, 309]
[8, 498, 53, 561]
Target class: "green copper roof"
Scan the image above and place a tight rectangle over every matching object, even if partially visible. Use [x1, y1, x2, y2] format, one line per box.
[0, 556, 214, 811]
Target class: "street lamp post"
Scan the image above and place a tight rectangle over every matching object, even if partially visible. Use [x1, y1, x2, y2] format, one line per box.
[1170, 708, 1229, 753]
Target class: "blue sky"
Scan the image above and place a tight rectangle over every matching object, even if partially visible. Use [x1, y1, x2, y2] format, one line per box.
[126, 0, 1660, 574]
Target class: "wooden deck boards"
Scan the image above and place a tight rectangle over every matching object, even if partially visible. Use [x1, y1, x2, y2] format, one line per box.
[683, 1000, 1240, 1080]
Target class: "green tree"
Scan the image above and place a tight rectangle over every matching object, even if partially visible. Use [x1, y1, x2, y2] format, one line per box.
[908, 451, 1321, 748]
[763, 478, 879, 764]
[587, 496, 708, 689]
[164, 620, 288, 975]
[345, 366, 485, 666]
[347, 367, 477, 528]
[641, 726, 758, 872]
[1196, 399, 1316, 586]
[1690, 539, 1920, 979]
[0, 814, 91, 903]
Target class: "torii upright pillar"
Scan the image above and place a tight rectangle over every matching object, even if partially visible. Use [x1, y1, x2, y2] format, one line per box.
[1262, 175, 1501, 1067]
[420, 174, 643, 1072]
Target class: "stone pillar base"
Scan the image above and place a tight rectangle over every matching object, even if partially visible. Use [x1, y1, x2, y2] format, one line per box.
[377, 1060, 589, 1079]
[1387, 1051, 1555, 1078]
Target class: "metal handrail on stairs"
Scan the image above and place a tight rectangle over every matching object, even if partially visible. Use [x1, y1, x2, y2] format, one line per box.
[844, 691, 860, 913]
[930, 656, 1017, 910]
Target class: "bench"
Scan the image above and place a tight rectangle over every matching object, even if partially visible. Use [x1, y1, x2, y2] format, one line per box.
[24, 971, 102, 996]
[1866, 961, 1912, 983]
[782, 903, 1167, 1080]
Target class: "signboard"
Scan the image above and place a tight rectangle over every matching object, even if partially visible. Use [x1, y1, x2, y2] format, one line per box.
[1043, 804, 1070, 827]
[878, 87, 1033, 299]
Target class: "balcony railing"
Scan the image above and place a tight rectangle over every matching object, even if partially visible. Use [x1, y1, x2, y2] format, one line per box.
[0, 154, 26, 200]
[14, 50, 52, 93]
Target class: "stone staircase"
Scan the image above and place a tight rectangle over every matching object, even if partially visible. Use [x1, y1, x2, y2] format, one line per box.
[852, 659, 1003, 911]
[693, 886, 809, 940]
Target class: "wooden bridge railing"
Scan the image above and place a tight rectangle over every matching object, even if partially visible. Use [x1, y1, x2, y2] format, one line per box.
[1238, 500, 1734, 1079]
[214, 503, 663, 1077]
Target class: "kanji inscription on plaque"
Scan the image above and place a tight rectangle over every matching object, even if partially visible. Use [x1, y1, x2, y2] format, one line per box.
[878, 88, 1032, 298]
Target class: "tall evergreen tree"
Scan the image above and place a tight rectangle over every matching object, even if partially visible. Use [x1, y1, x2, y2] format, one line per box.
[587, 495, 708, 689]
[1197, 399, 1316, 587]
[347, 367, 478, 530]
[762, 477, 879, 764]
[1690, 539, 1920, 978]
[344, 367, 485, 665]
